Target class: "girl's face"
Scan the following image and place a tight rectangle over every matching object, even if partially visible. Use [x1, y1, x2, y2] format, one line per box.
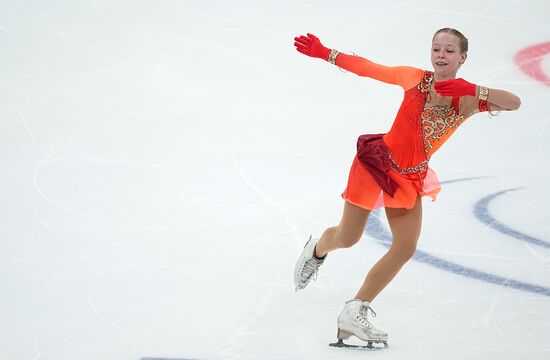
[431, 32, 467, 77]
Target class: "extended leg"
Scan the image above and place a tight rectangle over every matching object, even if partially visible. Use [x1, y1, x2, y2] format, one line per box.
[294, 201, 370, 291]
[315, 201, 371, 257]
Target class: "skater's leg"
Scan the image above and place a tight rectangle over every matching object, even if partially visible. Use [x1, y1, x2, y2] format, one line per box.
[354, 196, 422, 302]
[315, 201, 371, 258]
[295, 201, 370, 291]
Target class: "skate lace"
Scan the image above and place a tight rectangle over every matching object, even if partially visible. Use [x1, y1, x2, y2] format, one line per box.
[300, 258, 321, 283]
[357, 304, 377, 328]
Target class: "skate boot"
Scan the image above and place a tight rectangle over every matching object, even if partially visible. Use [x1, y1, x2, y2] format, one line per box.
[293, 235, 326, 291]
[329, 299, 389, 350]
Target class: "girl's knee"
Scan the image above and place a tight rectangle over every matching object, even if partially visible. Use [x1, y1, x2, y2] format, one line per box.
[335, 229, 362, 248]
[390, 243, 417, 262]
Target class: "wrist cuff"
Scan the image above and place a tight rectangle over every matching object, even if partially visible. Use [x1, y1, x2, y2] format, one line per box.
[328, 49, 340, 64]
[477, 86, 489, 100]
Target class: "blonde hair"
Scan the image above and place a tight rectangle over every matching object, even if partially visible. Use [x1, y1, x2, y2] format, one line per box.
[433, 28, 468, 53]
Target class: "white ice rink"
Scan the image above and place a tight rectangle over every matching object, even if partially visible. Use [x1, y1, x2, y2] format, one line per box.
[1, 1, 550, 359]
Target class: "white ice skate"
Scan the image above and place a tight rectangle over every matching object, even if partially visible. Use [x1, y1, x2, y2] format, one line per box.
[329, 299, 389, 350]
[294, 235, 326, 291]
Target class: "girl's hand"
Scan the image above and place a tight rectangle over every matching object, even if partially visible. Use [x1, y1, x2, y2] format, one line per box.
[434, 78, 477, 97]
[294, 33, 331, 60]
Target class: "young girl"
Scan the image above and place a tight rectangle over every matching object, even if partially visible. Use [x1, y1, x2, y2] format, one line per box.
[293, 28, 521, 349]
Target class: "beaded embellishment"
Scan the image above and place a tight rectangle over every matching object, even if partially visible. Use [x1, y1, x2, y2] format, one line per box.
[421, 105, 465, 154]
[479, 99, 489, 112]
[417, 71, 434, 93]
[328, 49, 340, 64]
[387, 150, 430, 175]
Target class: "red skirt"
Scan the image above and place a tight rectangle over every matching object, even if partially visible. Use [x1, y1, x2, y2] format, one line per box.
[341, 134, 441, 210]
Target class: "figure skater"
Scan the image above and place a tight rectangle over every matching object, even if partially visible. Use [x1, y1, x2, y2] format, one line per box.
[293, 28, 521, 349]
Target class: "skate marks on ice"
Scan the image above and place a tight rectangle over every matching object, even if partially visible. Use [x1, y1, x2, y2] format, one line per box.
[364, 177, 550, 297]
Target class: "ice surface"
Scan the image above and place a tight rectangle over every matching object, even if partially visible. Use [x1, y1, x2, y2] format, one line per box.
[1, 1, 549, 359]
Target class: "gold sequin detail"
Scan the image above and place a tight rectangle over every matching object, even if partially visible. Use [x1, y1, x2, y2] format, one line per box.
[417, 71, 434, 93]
[421, 105, 465, 154]
[387, 149, 430, 175]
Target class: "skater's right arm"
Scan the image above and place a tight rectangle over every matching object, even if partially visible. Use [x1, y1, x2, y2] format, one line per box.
[294, 33, 422, 91]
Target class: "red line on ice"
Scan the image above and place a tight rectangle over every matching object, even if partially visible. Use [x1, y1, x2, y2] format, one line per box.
[514, 42, 550, 87]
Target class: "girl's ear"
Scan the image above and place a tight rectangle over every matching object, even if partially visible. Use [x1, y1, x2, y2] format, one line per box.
[460, 52, 468, 65]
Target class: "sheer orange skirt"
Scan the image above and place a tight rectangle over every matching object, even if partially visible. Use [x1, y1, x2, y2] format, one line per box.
[341, 156, 441, 210]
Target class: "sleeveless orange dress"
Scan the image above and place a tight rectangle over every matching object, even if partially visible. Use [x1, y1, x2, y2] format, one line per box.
[335, 54, 490, 210]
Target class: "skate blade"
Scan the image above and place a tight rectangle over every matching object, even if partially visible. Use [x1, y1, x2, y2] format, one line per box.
[329, 339, 388, 350]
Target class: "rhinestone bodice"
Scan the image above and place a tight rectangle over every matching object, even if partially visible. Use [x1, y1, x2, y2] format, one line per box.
[421, 105, 466, 156]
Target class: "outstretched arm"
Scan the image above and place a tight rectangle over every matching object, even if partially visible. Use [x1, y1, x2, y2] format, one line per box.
[294, 33, 422, 90]
[334, 53, 421, 90]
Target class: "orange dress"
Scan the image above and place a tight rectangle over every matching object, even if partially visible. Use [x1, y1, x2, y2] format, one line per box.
[335, 54, 490, 210]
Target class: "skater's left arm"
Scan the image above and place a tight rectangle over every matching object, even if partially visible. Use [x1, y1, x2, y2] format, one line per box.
[480, 87, 522, 111]
[434, 78, 521, 116]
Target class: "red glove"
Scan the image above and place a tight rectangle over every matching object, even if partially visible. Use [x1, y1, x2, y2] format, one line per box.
[293, 33, 331, 60]
[434, 78, 477, 97]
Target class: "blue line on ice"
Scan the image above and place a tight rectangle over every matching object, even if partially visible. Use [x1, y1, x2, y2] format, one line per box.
[364, 178, 550, 297]
[474, 188, 550, 249]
